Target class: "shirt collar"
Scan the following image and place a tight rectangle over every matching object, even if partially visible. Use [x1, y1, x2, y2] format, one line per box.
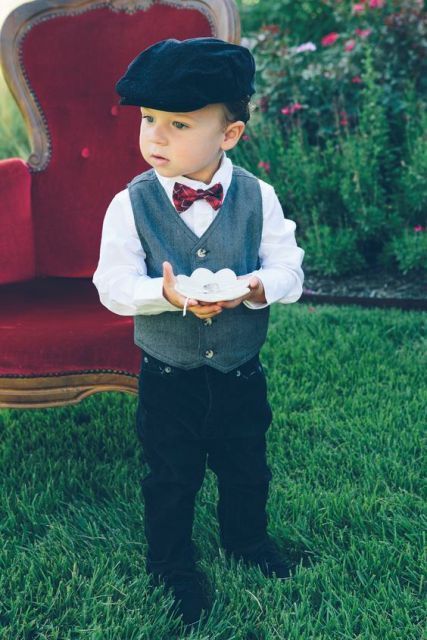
[153, 152, 233, 203]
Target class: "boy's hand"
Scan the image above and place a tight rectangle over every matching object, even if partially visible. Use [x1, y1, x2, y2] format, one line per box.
[162, 261, 223, 319]
[216, 275, 266, 309]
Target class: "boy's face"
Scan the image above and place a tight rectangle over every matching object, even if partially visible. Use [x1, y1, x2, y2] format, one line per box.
[138, 103, 245, 184]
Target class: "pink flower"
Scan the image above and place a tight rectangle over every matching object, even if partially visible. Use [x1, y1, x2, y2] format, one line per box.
[321, 32, 340, 47]
[242, 135, 250, 141]
[339, 110, 349, 126]
[414, 225, 425, 232]
[369, 0, 385, 7]
[258, 161, 271, 173]
[345, 39, 356, 51]
[355, 28, 372, 37]
[295, 42, 317, 53]
[353, 3, 366, 12]
[281, 102, 303, 115]
[352, 75, 363, 83]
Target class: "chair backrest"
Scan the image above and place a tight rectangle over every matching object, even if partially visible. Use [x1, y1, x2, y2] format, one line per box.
[0, 0, 239, 278]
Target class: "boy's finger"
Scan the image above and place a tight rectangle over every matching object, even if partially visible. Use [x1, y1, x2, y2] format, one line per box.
[193, 311, 222, 319]
[162, 261, 169, 280]
[192, 307, 222, 314]
[189, 304, 222, 315]
[162, 261, 175, 278]
[162, 262, 177, 290]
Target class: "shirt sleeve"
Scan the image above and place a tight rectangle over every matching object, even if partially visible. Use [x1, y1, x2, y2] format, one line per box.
[92, 189, 179, 316]
[243, 180, 305, 310]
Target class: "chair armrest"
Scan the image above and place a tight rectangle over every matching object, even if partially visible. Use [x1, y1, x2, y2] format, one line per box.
[0, 158, 35, 284]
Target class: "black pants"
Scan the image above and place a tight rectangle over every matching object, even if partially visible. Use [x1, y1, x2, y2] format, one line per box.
[136, 351, 273, 579]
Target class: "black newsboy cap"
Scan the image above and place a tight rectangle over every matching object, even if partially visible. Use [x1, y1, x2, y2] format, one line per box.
[115, 37, 255, 111]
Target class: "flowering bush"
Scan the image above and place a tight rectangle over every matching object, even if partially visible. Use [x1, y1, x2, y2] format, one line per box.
[248, 0, 426, 143]
[229, 44, 426, 275]
[236, 0, 338, 44]
[231, 0, 427, 276]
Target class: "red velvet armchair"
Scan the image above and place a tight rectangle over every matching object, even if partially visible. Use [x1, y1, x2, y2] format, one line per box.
[0, 0, 239, 409]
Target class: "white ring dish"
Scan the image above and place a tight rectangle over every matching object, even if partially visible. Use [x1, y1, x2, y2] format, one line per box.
[175, 268, 251, 302]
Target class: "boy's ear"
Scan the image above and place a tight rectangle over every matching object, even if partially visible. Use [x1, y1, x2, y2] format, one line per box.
[221, 121, 246, 151]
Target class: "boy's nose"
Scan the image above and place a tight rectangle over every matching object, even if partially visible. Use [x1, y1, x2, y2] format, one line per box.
[149, 125, 168, 145]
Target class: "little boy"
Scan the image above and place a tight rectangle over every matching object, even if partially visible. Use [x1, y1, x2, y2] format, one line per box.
[92, 37, 305, 628]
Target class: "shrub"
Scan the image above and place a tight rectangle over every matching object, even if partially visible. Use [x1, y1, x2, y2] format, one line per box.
[301, 224, 366, 276]
[249, 0, 427, 145]
[397, 106, 427, 224]
[385, 227, 427, 275]
[230, 0, 427, 276]
[230, 62, 426, 276]
[235, 0, 338, 44]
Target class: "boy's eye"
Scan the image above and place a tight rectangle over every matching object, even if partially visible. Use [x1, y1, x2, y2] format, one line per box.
[141, 115, 188, 130]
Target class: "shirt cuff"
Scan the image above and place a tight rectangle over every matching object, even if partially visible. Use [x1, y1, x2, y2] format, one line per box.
[242, 271, 270, 309]
[243, 297, 270, 310]
[134, 276, 180, 313]
[242, 269, 303, 309]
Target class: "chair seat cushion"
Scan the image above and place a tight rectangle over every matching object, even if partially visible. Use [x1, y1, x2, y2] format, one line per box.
[0, 278, 140, 377]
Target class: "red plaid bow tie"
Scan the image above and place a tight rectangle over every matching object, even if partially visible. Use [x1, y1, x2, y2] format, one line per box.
[173, 182, 223, 213]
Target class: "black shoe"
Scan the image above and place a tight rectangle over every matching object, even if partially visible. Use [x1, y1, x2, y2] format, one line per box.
[228, 538, 295, 579]
[164, 570, 210, 628]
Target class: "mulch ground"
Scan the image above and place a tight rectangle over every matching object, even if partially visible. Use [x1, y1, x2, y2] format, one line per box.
[302, 268, 426, 310]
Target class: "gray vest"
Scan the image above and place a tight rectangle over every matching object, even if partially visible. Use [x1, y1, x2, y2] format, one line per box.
[128, 165, 270, 372]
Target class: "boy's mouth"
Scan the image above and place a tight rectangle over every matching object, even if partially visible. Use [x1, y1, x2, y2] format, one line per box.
[151, 154, 169, 163]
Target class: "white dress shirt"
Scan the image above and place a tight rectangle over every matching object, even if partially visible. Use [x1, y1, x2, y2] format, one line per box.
[92, 153, 305, 316]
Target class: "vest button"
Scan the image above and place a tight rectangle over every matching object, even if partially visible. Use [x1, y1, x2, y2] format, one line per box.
[164, 366, 172, 373]
[204, 349, 214, 359]
[196, 248, 207, 258]
[203, 318, 213, 326]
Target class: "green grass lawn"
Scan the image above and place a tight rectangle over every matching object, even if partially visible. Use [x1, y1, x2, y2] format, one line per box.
[0, 303, 425, 640]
